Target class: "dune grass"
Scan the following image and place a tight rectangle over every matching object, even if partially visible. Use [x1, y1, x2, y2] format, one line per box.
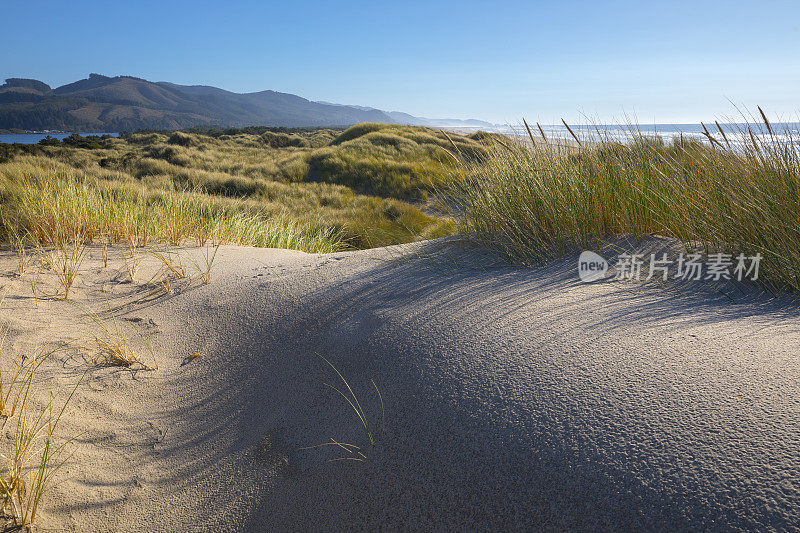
[452, 114, 800, 291]
[191, 245, 220, 284]
[317, 352, 384, 448]
[0, 157, 343, 254]
[0, 324, 24, 417]
[83, 306, 158, 369]
[309, 123, 489, 200]
[303, 353, 385, 462]
[0, 345, 82, 528]
[0, 124, 476, 251]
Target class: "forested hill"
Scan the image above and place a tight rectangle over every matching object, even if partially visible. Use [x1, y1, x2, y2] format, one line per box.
[0, 74, 397, 131]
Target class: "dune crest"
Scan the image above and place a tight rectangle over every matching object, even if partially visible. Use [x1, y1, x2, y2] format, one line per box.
[0, 239, 797, 531]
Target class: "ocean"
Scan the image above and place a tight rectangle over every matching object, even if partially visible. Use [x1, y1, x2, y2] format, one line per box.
[2, 123, 799, 148]
[490, 122, 800, 148]
[0, 133, 119, 144]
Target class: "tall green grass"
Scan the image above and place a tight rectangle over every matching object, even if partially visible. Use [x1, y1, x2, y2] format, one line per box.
[1, 125, 468, 250]
[309, 123, 488, 199]
[453, 115, 800, 291]
[0, 158, 342, 253]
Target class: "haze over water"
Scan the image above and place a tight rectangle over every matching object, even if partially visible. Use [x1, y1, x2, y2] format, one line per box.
[494, 122, 800, 148]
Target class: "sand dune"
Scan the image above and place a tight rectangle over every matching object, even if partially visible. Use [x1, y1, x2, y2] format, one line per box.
[0, 238, 798, 531]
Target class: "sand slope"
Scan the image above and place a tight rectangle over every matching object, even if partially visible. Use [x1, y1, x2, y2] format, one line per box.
[0, 238, 798, 531]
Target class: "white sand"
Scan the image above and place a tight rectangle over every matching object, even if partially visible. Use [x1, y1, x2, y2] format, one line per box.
[0, 238, 798, 531]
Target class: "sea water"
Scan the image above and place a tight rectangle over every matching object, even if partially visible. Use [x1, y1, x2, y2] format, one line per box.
[0, 133, 119, 144]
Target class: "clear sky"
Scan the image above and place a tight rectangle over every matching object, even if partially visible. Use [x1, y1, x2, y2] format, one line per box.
[2, 0, 798, 124]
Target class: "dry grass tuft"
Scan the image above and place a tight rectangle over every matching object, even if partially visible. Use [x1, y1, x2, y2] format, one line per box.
[0, 326, 24, 417]
[121, 241, 143, 283]
[50, 237, 88, 299]
[151, 248, 189, 280]
[75, 302, 158, 370]
[191, 245, 219, 284]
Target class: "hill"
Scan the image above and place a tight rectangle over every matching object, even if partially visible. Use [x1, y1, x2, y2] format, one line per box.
[0, 74, 493, 132]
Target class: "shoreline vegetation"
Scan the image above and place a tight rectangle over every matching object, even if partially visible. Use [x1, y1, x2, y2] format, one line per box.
[0, 124, 497, 254]
[451, 113, 800, 292]
[0, 113, 798, 528]
[2, 114, 799, 291]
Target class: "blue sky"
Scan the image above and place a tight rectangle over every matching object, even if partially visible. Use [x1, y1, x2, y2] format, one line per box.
[2, 0, 799, 124]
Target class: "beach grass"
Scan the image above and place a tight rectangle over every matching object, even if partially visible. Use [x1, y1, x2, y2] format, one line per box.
[0, 157, 344, 254]
[0, 125, 480, 253]
[308, 123, 489, 200]
[85, 310, 157, 369]
[302, 353, 385, 462]
[0, 345, 82, 528]
[452, 113, 800, 291]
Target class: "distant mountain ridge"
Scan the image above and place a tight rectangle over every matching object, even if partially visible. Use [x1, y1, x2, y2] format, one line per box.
[0, 74, 493, 132]
[315, 102, 495, 129]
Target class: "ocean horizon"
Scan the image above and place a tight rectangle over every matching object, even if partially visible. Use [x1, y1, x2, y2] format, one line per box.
[490, 121, 800, 146]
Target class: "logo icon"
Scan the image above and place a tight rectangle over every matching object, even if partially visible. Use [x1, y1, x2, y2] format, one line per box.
[578, 251, 608, 282]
